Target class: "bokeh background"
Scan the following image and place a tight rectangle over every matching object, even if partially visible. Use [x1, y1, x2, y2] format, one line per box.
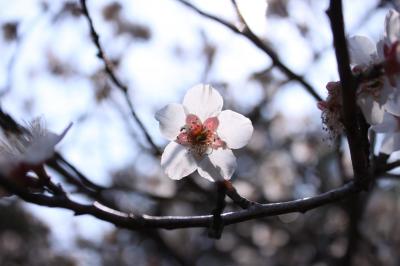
[1, 0, 400, 265]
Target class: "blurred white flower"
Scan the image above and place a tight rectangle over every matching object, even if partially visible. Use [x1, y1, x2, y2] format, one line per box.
[378, 9, 400, 87]
[348, 35, 389, 125]
[371, 102, 400, 154]
[155, 84, 253, 181]
[347, 9, 400, 125]
[0, 118, 72, 175]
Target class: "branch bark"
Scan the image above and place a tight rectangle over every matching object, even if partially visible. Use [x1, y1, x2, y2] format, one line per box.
[79, 0, 161, 155]
[0, 173, 359, 230]
[327, 0, 372, 190]
[174, 0, 323, 102]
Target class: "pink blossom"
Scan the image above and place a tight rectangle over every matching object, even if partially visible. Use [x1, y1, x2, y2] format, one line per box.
[318, 81, 344, 140]
[155, 84, 253, 181]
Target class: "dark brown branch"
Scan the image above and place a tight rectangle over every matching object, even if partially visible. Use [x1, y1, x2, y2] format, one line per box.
[0, 172, 359, 230]
[208, 181, 227, 238]
[224, 180, 261, 209]
[341, 193, 370, 266]
[380, 159, 400, 173]
[327, 0, 372, 190]
[174, 0, 323, 102]
[79, 0, 161, 155]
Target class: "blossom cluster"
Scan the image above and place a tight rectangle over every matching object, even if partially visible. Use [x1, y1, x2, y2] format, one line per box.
[319, 9, 400, 154]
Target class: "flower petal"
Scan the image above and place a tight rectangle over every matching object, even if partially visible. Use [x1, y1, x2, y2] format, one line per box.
[376, 39, 385, 59]
[217, 110, 253, 149]
[183, 84, 223, 122]
[197, 149, 237, 181]
[348, 35, 377, 66]
[204, 117, 219, 132]
[385, 9, 400, 44]
[23, 123, 72, 164]
[357, 96, 385, 125]
[381, 132, 400, 154]
[155, 103, 186, 140]
[161, 142, 197, 180]
[371, 112, 398, 133]
[386, 93, 400, 116]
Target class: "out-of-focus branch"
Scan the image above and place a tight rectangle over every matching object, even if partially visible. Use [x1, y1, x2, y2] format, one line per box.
[79, 0, 161, 155]
[53, 152, 106, 191]
[327, 0, 372, 190]
[379, 159, 400, 173]
[173, 0, 323, 102]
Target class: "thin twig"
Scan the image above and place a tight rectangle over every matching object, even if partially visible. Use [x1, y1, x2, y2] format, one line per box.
[79, 0, 161, 155]
[224, 180, 261, 209]
[174, 0, 322, 102]
[54, 152, 107, 191]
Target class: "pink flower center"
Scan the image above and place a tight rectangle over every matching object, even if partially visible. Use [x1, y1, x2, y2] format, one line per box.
[176, 114, 226, 156]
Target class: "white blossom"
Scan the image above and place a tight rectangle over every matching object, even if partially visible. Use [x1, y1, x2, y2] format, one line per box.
[348, 35, 389, 125]
[371, 101, 400, 154]
[347, 9, 400, 125]
[0, 118, 72, 175]
[155, 84, 253, 181]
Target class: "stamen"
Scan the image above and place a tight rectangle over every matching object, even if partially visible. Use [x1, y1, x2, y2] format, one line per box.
[176, 114, 226, 156]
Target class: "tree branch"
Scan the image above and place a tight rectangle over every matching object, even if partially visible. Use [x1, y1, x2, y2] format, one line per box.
[79, 0, 161, 155]
[173, 0, 322, 102]
[0, 172, 359, 230]
[327, 0, 372, 190]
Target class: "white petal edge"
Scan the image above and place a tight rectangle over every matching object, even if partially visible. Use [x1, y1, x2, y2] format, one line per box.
[386, 94, 400, 116]
[371, 112, 398, 133]
[217, 110, 253, 149]
[161, 142, 197, 180]
[385, 9, 400, 44]
[381, 132, 400, 154]
[24, 122, 73, 164]
[197, 149, 237, 182]
[376, 39, 385, 59]
[183, 84, 223, 122]
[357, 96, 385, 125]
[155, 103, 186, 141]
[348, 35, 377, 66]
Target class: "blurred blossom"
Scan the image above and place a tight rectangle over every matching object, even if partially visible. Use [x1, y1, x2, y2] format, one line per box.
[251, 224, 271, 247]
[0, 118, 71, 169]
[232, 180, 259, 201]
[0, 118, 71, 196]
[235, 0, 268, 36]
[215, 231, 237, 252]
[156, 84, 253, 181]
[317, 81, 344, 140]
[278, 212, 300, 223]
[348, 34, 388, 125]
[259, 152, 294, 201]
